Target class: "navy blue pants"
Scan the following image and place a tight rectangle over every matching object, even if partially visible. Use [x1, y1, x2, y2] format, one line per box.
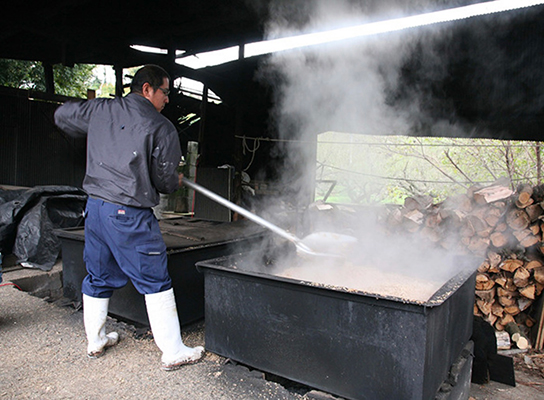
[82, 197, 171, 298]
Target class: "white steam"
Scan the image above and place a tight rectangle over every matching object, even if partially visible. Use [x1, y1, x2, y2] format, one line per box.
[236, 0, 483, 299]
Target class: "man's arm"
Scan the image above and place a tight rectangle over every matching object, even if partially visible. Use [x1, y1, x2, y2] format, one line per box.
[54, 100, 96, 138]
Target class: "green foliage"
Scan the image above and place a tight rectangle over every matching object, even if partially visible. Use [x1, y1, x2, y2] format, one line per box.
[316, 132, 542, 206]
[0, 59, 95, 98]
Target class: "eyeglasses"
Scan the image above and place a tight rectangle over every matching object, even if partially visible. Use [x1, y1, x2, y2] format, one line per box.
[158, 87, 170, 96]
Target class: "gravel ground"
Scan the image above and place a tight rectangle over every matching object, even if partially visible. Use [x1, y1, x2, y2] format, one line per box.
[2, 271, 544, 400]
[0, 285, 306, 400]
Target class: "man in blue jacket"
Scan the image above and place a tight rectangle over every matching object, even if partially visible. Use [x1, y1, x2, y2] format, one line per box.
[54, 64, 203, 371]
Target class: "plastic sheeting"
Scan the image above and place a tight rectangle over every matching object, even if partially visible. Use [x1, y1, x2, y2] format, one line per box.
[0, 186, 87, 271]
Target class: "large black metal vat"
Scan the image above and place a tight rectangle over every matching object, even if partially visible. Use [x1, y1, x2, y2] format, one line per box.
[197, 252, 478, 400]
[57, 218, 266, 326]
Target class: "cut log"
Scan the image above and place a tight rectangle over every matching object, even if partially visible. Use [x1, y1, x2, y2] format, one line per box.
[467, 215, 488, 234]
[490, 231, 509, 248]
[477, 299, 493, 315]
[495, 276, 507, 288]
[478, 260, 490, 273]
[496, 330, 511, 350]
[524, 315, 536, 328]
[499, 259, 524, 273]
[497, 287, 518, 298]
[525, 260, 543, 271]
[515, 184, 534, 209]
[534, 267, 544, 285]
[505, 322, 530, 349]
[512, 229, 531, 242]
[484, 207, 504, 227]
[424, 212, 442, 228]
[513, 267, 530, 288]
[487, 251, 502, 273]
[505, 278, 518, 292]
[504, 304, 521, 316]
[475, 273, 495, 290]
[519, 284, 536, 300]
[468, 237, 489, 255]
[476, 226, 493, 238]
[498, 296, 517, 307]
[511, 229, 540, 247]
[460, 221, 475, 238]
[491, 301, 505, 317]
[485, 313, 498, 327]
[495, 222, 508, 232]
[495, 321, 506, 331]
[404, 195, 433, 211]
[473, 185, 514, 205]
[518, 297, 533, 312]
[525, 203, 543, 221]
[475, 287, 496, 302]
[520, 234, 540, 248]
[506, 208, 531, 230]
[499, 313, 516, 326]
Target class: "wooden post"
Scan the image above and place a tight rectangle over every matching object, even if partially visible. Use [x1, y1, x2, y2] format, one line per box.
[43, 63, 54, 94]
[198, 83, 208, 164]
[186, 141, 199, 214]
[233, 43, 245, 210]
[114, 65, 124, 97]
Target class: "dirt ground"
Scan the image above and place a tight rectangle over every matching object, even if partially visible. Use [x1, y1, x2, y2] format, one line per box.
[2, 266, 544, 400]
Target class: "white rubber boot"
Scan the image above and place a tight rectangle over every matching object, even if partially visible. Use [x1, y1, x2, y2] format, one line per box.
[145, 288, 204, 371]
[83, 294, 119, 358]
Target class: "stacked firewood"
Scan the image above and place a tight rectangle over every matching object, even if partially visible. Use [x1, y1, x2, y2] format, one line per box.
[382, 181, 544, 348]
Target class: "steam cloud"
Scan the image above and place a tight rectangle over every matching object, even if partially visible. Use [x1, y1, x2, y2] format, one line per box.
[234, 0, 544, 297]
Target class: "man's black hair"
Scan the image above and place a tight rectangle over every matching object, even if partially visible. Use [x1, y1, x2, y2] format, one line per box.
[130, 64, 170, 93]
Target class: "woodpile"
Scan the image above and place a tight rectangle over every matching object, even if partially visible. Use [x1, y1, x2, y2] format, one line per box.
[383, 181, 544, 349]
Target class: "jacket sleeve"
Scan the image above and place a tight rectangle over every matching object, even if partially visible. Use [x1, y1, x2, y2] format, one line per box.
[150, 124, 182, 194]
[54, 100, 96, 138]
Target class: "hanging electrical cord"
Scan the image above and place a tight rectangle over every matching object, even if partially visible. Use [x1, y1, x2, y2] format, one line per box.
[321, 163, 538, 185]
[234, 134, 541, 148]
[241, 136, 261, 172]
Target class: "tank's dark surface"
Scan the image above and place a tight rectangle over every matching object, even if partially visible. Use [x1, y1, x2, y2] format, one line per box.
[57, 217, 266, 326]
[197, 253, 478, 400]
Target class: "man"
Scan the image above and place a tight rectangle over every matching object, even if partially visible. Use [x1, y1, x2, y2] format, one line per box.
[54, 64, 204, 371]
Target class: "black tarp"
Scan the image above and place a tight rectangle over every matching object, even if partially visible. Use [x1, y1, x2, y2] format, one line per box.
[0, 186, 87, 271]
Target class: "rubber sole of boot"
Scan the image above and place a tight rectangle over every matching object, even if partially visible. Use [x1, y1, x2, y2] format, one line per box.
[161, 357, 202, 371]
[87, 332, 119, 359]
[161, 348, 205, 371]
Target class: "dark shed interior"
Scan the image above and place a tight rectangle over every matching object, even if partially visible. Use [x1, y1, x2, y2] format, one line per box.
[1, 0, 544, 191]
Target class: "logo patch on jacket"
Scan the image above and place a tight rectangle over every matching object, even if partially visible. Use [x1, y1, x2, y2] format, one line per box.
[117, 209, 126, 215]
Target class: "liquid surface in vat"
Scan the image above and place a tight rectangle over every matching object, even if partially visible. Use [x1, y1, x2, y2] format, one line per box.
[230, 247, 469, 303]
[275, 259, 444, 302]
